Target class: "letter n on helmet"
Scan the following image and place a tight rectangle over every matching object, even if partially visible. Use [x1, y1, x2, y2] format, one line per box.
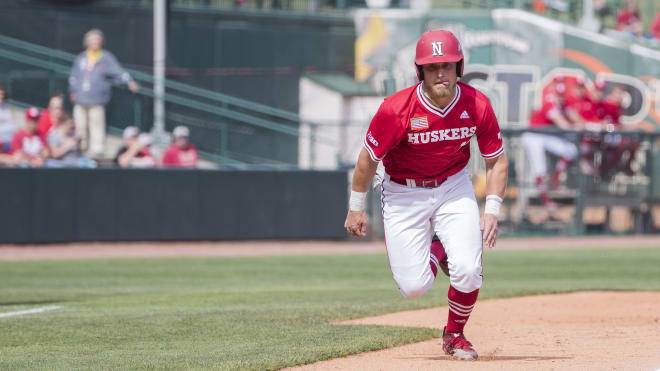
[415, 30, 464, 81]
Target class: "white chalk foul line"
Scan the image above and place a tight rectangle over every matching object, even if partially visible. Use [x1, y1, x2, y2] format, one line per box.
[0, 305, 62, 318]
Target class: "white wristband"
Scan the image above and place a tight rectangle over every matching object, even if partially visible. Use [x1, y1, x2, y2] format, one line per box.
[349, 190, 367, 212]
[484, 194, 503, 216]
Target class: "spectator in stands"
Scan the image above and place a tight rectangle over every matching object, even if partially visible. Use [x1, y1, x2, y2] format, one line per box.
[616, 0, 643, 37]
[115, 131, 156, 168]
[10, 107, 49, 167]
[600, 84, 640, 176]
[577, 78, 609, 175]
[0, 83, 16, 153]
[651, 12, 660, 40]
[0, 83, 17, 167]
[162, 125, 198, 168]
[37, 93, 65, 137]
[594, 0, 613, 28]
[522, 83, 580, 210]
[563, 76, 590, 126]
[592, 78, 621, 127]
[113, 125, 138, 165]
[68, 28, 139, 158]
[45, 114, 96, 168]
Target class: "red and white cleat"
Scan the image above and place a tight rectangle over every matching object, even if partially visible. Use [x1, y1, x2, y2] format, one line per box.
[442, 327, 478, 360]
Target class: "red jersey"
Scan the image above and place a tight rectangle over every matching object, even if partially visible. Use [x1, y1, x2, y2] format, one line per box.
[567, 96, 597, 122]
[652, 12, 660, 39]
[363, 81, 503, 180]
[37, 109, 55, 137]
[10, 129, 46, 158]
[596, 100, 622, 126]
[529, 101, 566, 127]
[162, 144, 198, 168]
[617, 9, 640, 29]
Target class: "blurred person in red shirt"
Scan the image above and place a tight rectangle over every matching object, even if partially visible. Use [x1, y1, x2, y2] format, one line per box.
[616, 0, 643, 37]
[651, 12, 660, 39]
[11, 107, 49, 167]
[564, 76, 596, 125]
[523, 83, 579, 210]
[162, 125, 198, 168]
[592, 79, 621, 126]
[37, 93, 65, 137]
[578, 78, 610, 175]
[116, 132, 156, 168]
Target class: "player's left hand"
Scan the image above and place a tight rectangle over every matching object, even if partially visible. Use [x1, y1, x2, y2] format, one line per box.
[480, 213, 498, 249]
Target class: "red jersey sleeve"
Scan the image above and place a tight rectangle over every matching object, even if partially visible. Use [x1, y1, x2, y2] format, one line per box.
[10, 131, 24, 154]
[476, 99, 504, 159]
[363, 101, 406, 162]
[37, 111, 51, 137]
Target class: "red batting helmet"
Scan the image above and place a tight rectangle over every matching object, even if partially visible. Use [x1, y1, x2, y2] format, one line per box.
[415, 30, 464, 81]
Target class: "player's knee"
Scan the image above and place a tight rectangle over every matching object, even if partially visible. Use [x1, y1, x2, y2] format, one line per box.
[397, 278, 431, 299]
[449, 262, 482, 293]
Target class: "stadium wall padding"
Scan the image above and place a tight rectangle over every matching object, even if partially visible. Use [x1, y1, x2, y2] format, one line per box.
[0, 169, 348, 243]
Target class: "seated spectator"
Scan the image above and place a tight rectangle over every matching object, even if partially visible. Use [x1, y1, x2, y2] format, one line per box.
[113, 125, 138, 164]
[578, 78, 610, 175]
[616, 0, 643, 37]
[563, 76, 592, 127]
[651, 12, 660, 40]
[599, 84, 640, 177]
[522, 83, 580, 210]
[10, 107, 49, 167]
[45, 114, 96, 168]
[37, 93, 65, 137]
[0, 82, 16, 154]
[162, 125, 198, 168]
[115, 131, 156, 168]
[594, 0, 613, 24]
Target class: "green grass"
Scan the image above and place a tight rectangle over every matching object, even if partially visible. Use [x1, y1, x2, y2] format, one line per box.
[1, 247, 659, 370]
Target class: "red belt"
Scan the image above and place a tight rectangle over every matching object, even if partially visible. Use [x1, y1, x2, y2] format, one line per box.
[389, 176, 447, 188]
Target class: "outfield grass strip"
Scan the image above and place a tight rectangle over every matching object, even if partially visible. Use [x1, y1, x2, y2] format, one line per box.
[0, 306, 62, 318]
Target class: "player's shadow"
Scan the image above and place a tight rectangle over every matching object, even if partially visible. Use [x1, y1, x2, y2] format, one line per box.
[424, 355, 573, 362]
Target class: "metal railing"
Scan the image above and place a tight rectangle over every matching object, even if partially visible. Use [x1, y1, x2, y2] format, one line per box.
[0, 34, 331, 168]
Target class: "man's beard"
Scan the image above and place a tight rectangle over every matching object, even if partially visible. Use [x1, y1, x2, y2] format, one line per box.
[429, 82, 454, 99]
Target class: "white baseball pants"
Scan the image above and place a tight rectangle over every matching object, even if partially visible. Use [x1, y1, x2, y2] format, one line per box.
[381, 168, 483, 297]
[521, 132, 578, 178]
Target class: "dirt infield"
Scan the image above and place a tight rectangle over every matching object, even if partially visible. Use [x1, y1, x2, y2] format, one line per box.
[0, 235, 658, 261]
[289, 291, 660, 371]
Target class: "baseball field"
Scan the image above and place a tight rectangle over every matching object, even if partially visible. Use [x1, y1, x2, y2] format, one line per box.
[1, 239, 659, 370]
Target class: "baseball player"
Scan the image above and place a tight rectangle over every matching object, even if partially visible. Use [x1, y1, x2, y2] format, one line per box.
[344, 30, 508, 360]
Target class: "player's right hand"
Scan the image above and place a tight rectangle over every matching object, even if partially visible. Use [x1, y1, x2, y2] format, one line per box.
[344, 210, 367, 237]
